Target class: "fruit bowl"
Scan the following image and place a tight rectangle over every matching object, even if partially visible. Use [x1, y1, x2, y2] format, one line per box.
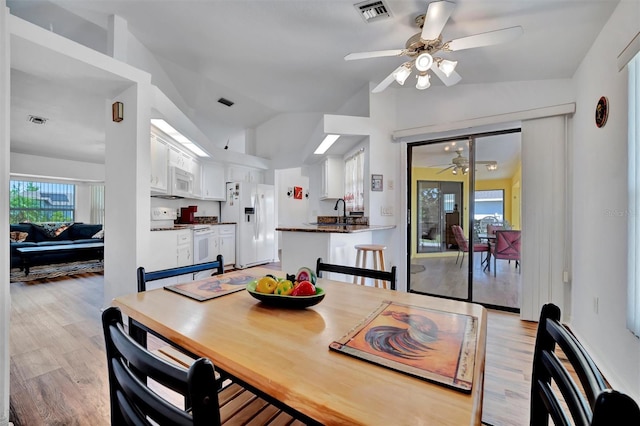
[246, 280, 325, 308]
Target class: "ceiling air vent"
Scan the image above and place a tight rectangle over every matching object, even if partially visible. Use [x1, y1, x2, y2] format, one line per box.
[217, 97, 234, 107]
[354, 0, 392, 23]
[27, 115, 48, 125]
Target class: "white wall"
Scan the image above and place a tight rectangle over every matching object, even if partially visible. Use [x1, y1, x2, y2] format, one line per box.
[0, 3, 10, 424]
[10, 152, 105, 181]
[570, 0, 640, 399]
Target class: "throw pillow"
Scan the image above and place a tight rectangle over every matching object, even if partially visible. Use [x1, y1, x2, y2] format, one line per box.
[92, 229, 104, 239]
[34, 222, 73, 238]
[9, 231, 28, 242]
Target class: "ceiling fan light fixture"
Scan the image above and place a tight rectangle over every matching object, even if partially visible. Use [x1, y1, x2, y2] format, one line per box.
[451, 168, 458, 175]
[438, 59, 458, 77]
[416, 73, 431, 90]
[393, 64, 412, 85]
[486, 162, 498, 171]
[415, 53, 433, 72]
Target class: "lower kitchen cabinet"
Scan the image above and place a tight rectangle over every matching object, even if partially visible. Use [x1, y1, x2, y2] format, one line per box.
[146, 229, 193, 287]
[218, 224, 236, 267]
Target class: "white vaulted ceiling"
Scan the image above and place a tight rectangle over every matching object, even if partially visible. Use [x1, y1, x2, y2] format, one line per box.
[7, 0, 618, 164]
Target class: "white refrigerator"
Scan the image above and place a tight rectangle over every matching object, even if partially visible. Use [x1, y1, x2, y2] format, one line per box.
[221, 182, 277, 269]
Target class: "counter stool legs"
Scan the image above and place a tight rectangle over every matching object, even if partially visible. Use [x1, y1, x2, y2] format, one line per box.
[354, 244, 387, 289]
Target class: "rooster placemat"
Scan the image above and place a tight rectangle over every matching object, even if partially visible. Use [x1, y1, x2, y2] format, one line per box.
[329, 301, 478, 392]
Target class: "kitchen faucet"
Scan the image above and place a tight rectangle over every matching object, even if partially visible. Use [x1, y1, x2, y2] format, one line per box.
[334, 198, 347, 224]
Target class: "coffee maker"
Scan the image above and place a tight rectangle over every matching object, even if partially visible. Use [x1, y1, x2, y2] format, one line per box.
[178, 205, 197, 224]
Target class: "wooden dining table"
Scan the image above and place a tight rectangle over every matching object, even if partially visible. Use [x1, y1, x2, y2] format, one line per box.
[112, 267, 487, 425]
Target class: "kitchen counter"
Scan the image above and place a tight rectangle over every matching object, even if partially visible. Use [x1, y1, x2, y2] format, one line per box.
[277, 223, 395, 275]
[151, 222, 236, 231]
[276, 224, 395, 233]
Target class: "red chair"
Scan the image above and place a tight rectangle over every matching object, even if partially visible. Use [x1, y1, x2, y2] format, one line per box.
[451, 225, 489, 269]
[491, 230, 521, 276]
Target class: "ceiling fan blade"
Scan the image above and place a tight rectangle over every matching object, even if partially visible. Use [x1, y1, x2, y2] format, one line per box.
[436, 165, 455, 174]
[344, 49, 405, 61]
[421, 0, 456, 41]
[371, 65, 404, 93]
[447, 26, 523, 51]
[431, 64, 461, 86]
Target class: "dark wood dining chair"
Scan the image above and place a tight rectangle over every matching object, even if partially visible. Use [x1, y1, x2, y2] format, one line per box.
[315, 257, 397, 290]
[129, 256, 228, 387]
[530, 303, 640, 425]
[102, 307, 303, 426]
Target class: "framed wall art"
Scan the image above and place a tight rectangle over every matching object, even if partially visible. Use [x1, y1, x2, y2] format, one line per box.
[371, 174, 383, 191]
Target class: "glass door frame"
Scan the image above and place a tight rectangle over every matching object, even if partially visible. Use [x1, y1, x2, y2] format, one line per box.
[407, 129, 522, 313]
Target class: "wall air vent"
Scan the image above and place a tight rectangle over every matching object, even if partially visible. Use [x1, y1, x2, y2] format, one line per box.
[217, 97, 234, 107]
[354, 0, 392, 23]
[28, 115, 48, 125]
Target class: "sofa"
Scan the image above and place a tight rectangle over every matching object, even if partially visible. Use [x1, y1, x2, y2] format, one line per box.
[10, 222, 104, 269]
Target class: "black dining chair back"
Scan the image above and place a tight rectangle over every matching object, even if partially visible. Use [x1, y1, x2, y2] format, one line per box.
[102, 306, 221, 426]
[530, 303, 640, 425]
[137, 255, 224, 292]
[131, 256, 227, 390]
[315, 257, 397, 290]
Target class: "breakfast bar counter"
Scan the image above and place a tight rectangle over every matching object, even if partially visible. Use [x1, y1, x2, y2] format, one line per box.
[277, 223, 395, 275]
[276, 223, 395, 233]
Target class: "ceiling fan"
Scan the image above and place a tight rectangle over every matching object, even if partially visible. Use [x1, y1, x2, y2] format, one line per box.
[431, 148, 498, 175]
[344, 0, 523, 93]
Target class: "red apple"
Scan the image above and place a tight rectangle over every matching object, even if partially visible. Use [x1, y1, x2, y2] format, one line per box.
[290, 280, 315, 296]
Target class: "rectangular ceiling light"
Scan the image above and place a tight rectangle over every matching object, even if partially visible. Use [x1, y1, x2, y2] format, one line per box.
[314, 134, 340, 155]
[150, 119, 210, 157]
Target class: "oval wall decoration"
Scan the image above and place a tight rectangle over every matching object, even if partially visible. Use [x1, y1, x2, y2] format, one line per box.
[595, 96, 609, 128]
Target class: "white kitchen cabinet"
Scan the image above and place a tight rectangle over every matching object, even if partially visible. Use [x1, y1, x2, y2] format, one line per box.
[226, 165, 263, 183]
[146, 229, 193, 273]
[150, 133, 169, 194]
[218, 224, 236, 266]
[201, 162, 226, 200]
[169, 146, 195, 171]
[320, 156, 344, 200]
[176, 229, 193, 267]
[191, 159, 202, 198]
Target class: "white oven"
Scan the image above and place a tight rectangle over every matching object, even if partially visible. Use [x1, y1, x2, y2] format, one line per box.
[192, 226, 217, 280]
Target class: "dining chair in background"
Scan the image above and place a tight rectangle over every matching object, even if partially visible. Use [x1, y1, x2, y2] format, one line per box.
[451, 225, 489, 269]
[530, 303, 640, 425]
[491, 230, 521, 276]
[131, 256, 228, 390]
[316, 257, 397, 290]
[102, 307, 299, 425]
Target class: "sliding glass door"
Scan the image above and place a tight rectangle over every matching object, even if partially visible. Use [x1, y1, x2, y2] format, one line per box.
[408, 131, 522, 312]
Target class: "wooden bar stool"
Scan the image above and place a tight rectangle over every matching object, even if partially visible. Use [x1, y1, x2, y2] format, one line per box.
[354, 244, 387, 289]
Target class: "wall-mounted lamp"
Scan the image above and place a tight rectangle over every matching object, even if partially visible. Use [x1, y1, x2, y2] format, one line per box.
[112, 102, 123, 122]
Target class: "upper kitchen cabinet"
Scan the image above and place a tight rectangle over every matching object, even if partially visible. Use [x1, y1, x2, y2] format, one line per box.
[169, 146, 196, 173]
[150, 133, 169, 195]
[227, 165, 264, 184]
[320, 156, 344, 200]
[201, 162, 226, 200]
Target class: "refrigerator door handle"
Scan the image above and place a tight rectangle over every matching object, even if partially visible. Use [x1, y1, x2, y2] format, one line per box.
[253, 196, 259, 239]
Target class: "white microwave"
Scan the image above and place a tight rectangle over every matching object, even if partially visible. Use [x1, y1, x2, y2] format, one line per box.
[168, 166, 194, 198]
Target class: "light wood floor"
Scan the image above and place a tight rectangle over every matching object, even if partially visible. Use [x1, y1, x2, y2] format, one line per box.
[9, 268, 536, 425]
[411, 252, 521, 310]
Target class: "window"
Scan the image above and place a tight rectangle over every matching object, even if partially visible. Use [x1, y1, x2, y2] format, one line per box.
[344, 149, 364, 213]
[628, 49, 640, 337]
[474, 189, 504, 222]
[10, 180, 76, 224]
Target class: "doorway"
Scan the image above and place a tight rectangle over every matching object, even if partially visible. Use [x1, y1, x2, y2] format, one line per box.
[408, 130, 522, 312]
[416, 180, 463, 253]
